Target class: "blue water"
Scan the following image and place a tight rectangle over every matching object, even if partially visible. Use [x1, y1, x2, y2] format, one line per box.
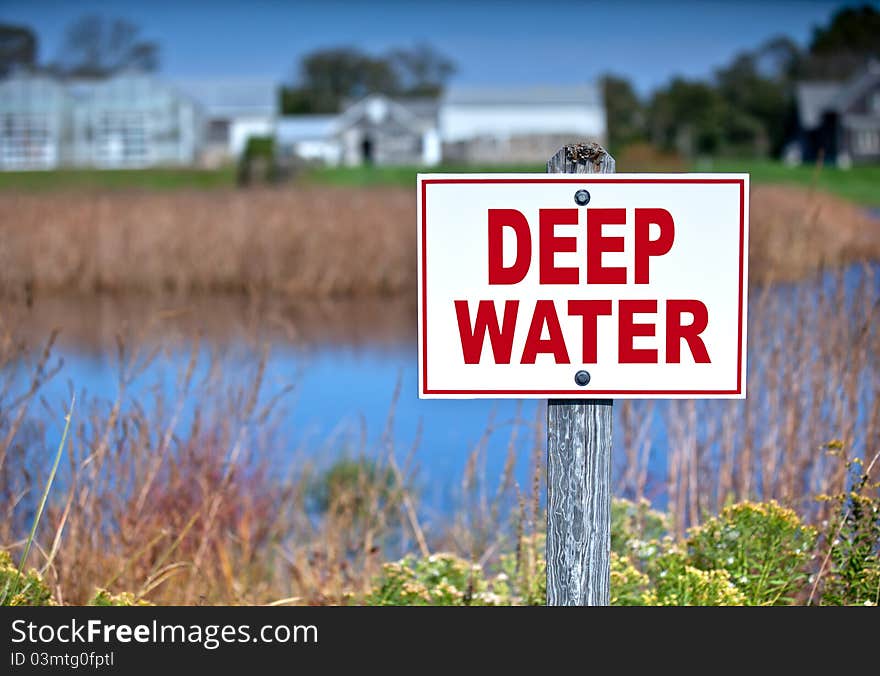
[27, 332, 544, 512]
[10, 261, 879, 515]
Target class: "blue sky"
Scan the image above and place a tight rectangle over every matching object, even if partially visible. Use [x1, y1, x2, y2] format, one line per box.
[0, 0, 867, 93]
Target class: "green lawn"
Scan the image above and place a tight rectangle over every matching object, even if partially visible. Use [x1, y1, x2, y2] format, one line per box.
[305, 160, 880, 207]
[693, 158, 880, 207]
[0, 159, 876, 207]
[0, 166, 236, 191]
[300, 163, 545, 187]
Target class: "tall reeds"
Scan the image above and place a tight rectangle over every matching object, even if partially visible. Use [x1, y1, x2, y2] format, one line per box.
[0, 184, 877, 300]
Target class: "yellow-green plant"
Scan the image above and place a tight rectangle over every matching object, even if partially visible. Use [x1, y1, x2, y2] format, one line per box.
[496, 533, 546, 606]
[686, 501, 817, 605]
[611, 498, 669, 557]
[0, 550, 54, 606]
[0, 395, 73, 606]
[650, 564, 747, 606]
[610, 552, 652, 605]
[815, 447, 880, 606]
[364, 553, 492, 606]
[89, 589, 153, 606]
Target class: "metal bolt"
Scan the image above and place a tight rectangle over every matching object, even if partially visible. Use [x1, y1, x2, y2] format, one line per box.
[574, 370, 591, 386]
[574, 189, 590, 206]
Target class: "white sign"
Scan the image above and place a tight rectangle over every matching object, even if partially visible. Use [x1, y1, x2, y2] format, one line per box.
[418, 174, 749, 399]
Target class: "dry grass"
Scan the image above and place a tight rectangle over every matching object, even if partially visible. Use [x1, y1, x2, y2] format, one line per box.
[0, 263, 876, 604]
[617, 264, 880, 533]
[0, 182, 877, 604]
[0, 187, 414, 300]
[748, 186, 880, 283]
[0, 321, 425, 605]
[0, 184, 877, 302]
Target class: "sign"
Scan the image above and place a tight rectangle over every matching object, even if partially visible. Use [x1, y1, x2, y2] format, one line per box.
[418, 174, 749, 399]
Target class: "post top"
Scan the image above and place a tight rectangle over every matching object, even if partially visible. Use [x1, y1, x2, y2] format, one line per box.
[547, 141, 615, 174]
[565, 142, 609, 167]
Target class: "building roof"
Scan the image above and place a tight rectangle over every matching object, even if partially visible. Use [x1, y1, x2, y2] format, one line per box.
[796, 62, 880, 129]
[834, 61, 880, 113]
[337, 94, 435, 134]
[796, 82, 842, 129]
[443, 84, 601, 107]
[174, 77, 277, 118]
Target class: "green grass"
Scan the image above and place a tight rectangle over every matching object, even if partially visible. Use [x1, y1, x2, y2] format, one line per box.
[304, 160, 880, 207]
[300, 163, 545, 187]
[0, 159, 876, 208]
[0, 166, 236, 192]
[693, 158, 880, 207]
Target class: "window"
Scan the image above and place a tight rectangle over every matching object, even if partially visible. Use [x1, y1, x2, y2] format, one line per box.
[0, 113, 56, 169]
[93, 111, 150, 167]
[855, 129, 880, 155]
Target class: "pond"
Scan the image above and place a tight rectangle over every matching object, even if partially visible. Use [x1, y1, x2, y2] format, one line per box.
[5, 261, 879, 516]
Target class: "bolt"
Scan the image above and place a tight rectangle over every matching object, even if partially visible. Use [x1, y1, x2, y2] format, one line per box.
[574, 189, 590, 206]
[574, 370, 591, 386]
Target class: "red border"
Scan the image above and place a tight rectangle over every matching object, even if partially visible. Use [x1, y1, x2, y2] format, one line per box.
[420, 177, 747, 396]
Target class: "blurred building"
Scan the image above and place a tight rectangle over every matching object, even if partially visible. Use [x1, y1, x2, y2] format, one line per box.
[1, 71, 606, 170]
[276, 83, 605, 167]
[277, 94, 440, 167]
[0, 72, 202, 170]
[440, 84, 606, 163]
[173, 78, 276, 166]
[275, 114, 340, 166]
[789, 62, 880, 166]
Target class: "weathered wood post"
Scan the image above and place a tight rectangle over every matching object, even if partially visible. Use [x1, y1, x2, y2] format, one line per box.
[546, 142, 615, 606]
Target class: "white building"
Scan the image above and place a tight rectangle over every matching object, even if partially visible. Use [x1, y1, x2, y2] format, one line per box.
[276, 95, 440, 167]
[0, 72, 202, 170]
[275, 115, 341, 166]
[0, 74, 606, 170]
[173, 77, 277, 165]
[0, 74, 64, 169]
[276, 83, 605, 166]
[440, 84, 606, 163]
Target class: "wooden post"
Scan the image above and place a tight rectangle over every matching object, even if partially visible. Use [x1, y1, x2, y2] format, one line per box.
[546, 142, 615, 606]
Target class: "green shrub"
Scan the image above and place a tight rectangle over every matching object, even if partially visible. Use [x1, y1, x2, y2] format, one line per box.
[687, 500, 817, 605]
[611, 498, 669, 557]
[89, 589, 152, 606]
[634, 542, 743, 605]
[237, 135, 278, 185]
[307, 456, 402, 519]
[365, 499, 830, 607]
[364, 553, 494, 606]
[610, 552, 652, 605]
[496, 533, 546, 606]
[816, 448, 880, 606]
[0, 550, 54, 606]
[651, 565, 747, 606]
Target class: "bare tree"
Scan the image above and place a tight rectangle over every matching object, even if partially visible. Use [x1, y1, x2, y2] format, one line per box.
[388, 44, 456, 98]
[52, 15, 158, 77]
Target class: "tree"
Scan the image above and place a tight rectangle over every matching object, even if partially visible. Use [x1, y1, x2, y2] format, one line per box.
[601, 74, 645, 153]
[282, 47, 398, 114]
[52, 15, 158, 77]
[801, 4, 880, 79]
[715, 37, 801, 156]
[648, 79, 728, 156]
[388, 44, 456, 98]
[644, 35, 802, 159]
[280, 44, 456, 114]
[0, 24, 37, 76]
